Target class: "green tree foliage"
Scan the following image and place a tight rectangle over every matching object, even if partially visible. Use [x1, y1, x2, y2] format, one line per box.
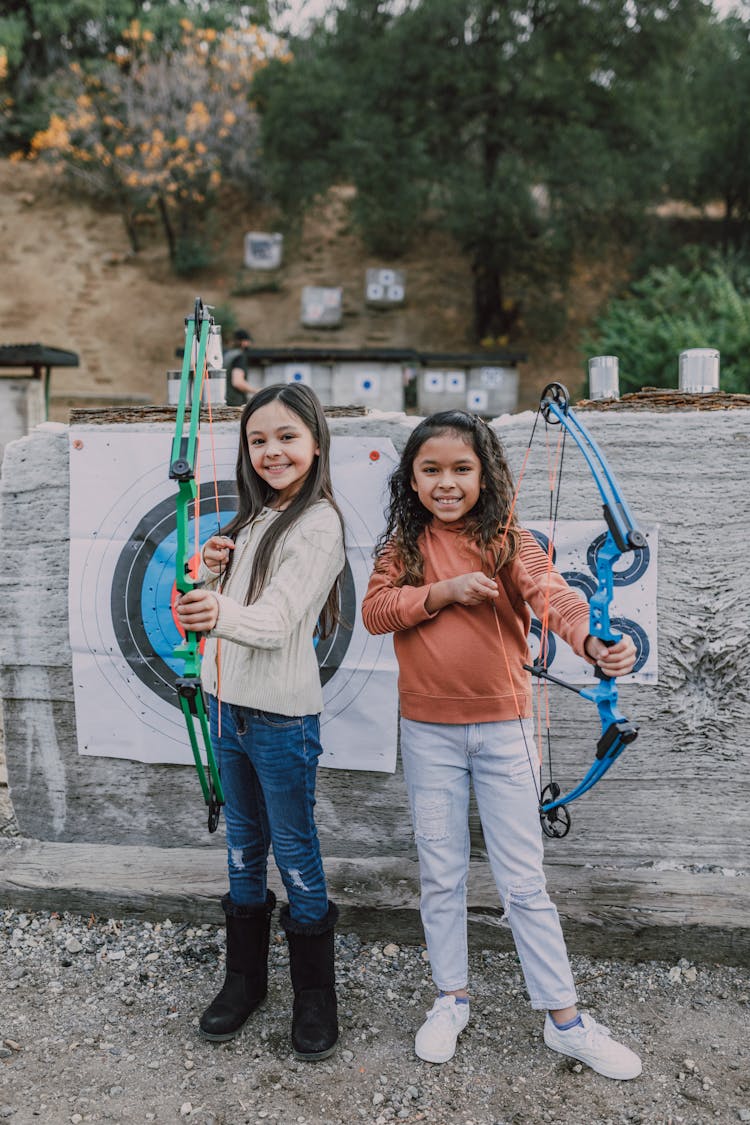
[668, 15, 750, 244]
[253, 0, 708, 342]
[584, 253, 750, 393]
[0, 0, 269, 151]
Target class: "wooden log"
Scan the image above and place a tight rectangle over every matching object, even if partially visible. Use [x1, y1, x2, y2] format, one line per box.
[0, 838, 747, 965]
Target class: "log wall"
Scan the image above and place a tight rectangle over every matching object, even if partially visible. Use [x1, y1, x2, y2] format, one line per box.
[1, 406, 748, 961]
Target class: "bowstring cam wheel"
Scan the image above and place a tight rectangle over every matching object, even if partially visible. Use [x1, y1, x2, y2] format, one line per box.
[207, 787, 222, 834]
[540, 382, 570, 424]
[539, 783, 572, 839]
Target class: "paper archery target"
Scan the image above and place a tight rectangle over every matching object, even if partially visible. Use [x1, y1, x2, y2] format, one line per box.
[111, 482, 357, 706]
[587, 530, 651, 585]
[315, 561, 356, 687]
[609, 617, 650, 674]
[69, 431, 400, 770]
[111, 481, 237, 706]
[525, 522, 655, 684]
[529, 528, 557, 564]
[528, 620, 557, 668]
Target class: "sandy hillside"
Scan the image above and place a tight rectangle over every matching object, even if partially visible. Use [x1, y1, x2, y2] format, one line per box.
[0, 160, 619, 420]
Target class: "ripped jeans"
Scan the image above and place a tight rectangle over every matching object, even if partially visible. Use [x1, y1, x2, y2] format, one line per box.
[400, 717, 577, 1010]
[208, 697, 329, 926]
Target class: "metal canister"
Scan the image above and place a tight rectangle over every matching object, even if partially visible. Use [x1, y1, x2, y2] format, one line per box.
[588, 355, 620, 400]
[679, 349, 719, 393]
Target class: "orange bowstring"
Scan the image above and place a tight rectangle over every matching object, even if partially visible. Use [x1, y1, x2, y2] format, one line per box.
[492, 418, 564, 775]
[492, 437, 541, 775]
[198, 359, 224, 738]
[535, 424, 566, 777]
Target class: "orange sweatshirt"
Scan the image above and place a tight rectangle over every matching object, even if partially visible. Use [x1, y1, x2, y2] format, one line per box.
[361, 522, 591, 724]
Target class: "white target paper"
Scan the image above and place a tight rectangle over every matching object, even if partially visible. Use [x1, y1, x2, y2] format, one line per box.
[69, 431, 400, 772]
[68, 428, 658, 775]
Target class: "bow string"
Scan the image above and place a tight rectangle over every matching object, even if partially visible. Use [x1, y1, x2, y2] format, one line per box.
[515, 382, 646, 838]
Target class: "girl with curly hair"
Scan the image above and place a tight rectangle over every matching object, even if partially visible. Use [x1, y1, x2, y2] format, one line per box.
[362, 410, 640, 1079]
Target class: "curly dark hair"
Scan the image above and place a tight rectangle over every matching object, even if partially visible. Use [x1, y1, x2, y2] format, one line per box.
[220, 383, 345, 638]
[374, 410, 522, 585]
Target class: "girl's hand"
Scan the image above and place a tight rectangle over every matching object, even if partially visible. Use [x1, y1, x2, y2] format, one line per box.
[176, 589, 220, 633]
[449, 572, 500, 606]
[202, 535, 234, 574]
[584, 633, 637, 677]
[425, 572, 499, 613]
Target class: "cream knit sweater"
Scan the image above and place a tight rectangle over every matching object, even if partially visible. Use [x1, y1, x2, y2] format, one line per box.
[199, 500, 345, 716]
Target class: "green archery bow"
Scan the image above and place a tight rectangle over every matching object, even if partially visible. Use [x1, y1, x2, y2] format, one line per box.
[169, 297, 224, 832]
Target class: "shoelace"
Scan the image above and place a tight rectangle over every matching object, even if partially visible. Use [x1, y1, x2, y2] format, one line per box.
[582, 1018, 612, 1043]
[428, 1000, 462, 1023]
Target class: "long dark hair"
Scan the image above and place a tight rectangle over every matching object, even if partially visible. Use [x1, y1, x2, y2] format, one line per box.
[374, 410, 522, 585]
[221, 383, 345, 637]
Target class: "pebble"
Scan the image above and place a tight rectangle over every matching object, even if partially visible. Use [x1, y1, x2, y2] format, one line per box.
[0, 903, 746, 1125]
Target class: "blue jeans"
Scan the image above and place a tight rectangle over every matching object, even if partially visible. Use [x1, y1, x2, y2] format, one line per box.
[400, 717, 577, 1010]
[209, 697, 329, 926]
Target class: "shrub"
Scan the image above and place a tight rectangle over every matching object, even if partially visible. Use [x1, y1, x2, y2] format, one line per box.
[584, 253, 750, 394]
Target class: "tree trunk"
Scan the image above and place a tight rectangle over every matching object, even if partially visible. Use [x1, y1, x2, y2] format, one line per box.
[471, 254, 519, 342]
[120, 209, 140, 254]
[157, 194, 176, 261]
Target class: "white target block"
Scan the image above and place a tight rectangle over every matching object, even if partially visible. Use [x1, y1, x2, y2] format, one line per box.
[446, 371, 466, 393]
[467, 388, 489, 412]
[285, 364, 312, 386]
[356, 372, 380, 396]
[301, 286, 343, 328]
[365, 268, 406, 307]
[424, 371, 445, 392]
[243, 231, 283, 270]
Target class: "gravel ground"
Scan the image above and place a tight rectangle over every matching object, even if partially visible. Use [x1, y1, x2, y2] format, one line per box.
[0, 901, 748, 1125]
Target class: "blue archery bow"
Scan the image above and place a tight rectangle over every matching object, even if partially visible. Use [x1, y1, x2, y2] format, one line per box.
[169, 297, 225, 833]
[525, 382, 647, 838]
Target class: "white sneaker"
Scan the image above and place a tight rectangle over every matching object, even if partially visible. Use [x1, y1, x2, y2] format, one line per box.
[415, 995, 470, 1063]
[544, 1012, 642, 1080]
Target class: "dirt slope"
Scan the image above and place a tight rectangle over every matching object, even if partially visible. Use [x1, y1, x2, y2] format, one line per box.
[0, 160, 619, 420]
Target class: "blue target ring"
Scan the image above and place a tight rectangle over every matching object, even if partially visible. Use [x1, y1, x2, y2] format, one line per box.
[561, 570, 598, 601]
[140, 506, 237, 677]
[111, 483, 354, 707]
[528, 619, 557, 668]
[587, 530, 650, 586]
[529, 528, 557, 564]
[609, 616, 650, 673]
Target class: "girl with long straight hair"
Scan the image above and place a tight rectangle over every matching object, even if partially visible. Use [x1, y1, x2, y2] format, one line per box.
[176, 383, 345, 1061]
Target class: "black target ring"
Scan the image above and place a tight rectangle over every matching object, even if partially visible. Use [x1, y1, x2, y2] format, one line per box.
[111, 483, 355, 707]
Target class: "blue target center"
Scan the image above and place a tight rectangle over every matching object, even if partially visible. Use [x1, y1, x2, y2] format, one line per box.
[141, 508, 236, 675]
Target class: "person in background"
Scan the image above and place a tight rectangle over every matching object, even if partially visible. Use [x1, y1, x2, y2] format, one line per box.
[224, 328, 259, 405]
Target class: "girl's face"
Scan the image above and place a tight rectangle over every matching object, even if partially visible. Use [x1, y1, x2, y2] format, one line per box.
[245, 399, 319, 508]
[410, 431, 483, 523]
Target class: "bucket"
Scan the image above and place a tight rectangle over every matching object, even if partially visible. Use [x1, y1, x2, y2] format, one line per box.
[679, 349, 719, 393]
[588, 355, 620, 400]
[167, 368, 226, 406]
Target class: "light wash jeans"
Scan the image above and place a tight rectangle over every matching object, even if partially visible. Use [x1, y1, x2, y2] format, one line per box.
[208, 696, 329, 926]
[400, 716, 578, 1010]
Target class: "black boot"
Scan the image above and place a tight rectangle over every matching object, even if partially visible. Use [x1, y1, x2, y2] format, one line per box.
[280, 901, 339, 1061]
[199, 890, 276, 1042]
